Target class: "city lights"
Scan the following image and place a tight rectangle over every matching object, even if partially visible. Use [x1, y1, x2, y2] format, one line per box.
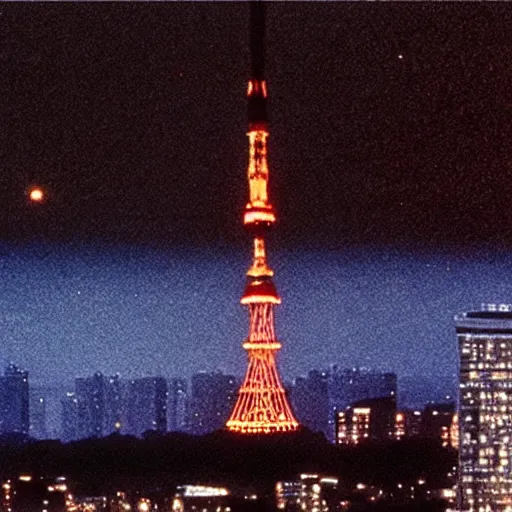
[276, 475, 338, 511]
[181, 485, 229, 497]
[136, 498, 151, 512]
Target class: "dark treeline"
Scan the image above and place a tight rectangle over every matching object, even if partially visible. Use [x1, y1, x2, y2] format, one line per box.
[0, 428, 455, 506]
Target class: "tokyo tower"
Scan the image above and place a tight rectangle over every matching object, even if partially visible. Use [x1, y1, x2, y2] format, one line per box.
[226, 2, 299, 434]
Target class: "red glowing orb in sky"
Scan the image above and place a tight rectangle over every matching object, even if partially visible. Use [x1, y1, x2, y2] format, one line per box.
[28, 187, 45, 203]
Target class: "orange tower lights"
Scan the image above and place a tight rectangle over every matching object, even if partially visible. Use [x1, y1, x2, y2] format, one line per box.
[226, 2, 299, 434]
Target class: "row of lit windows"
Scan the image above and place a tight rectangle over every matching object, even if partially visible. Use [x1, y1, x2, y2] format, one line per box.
[461, 413, 512, 422]
[476, 407, 512, 416]
[464, 487, 512, 496]
[476, 459, 511, 471]
[462, 391, 512, 401]
[478, 434, 511, 444]
[478, 447, 511, 457]
[464, 474, 512, 484]
[478, 414, 512, 425]
[463, 390, 512, 399]
[462, 345, 512, 353]
[462, 339, 512, 345]
[464, 466, 512, 475]
[466, 368, 512, 378]
[463, 363, 512, 372]
[462, 339, 512, 349]
[462, 380, 512, 389]
[461, 348, 512, 357]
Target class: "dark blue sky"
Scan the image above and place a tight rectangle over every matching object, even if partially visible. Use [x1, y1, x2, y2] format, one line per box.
[1, 242, 510, 385]
[3, 4, 512, 385]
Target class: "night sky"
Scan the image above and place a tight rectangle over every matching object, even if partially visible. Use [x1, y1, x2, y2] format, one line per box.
[3, 3, 512, 388]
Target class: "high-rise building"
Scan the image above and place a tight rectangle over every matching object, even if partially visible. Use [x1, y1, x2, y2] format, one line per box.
[191, 372, 238, 435]
[75, 373, 105, 439]
[105, 374, 124, 434]
[0, 364, 29, 436]
[394, 403, 457, 447]
[422, 402, 456, 448]
[336, 396, 396, 445]
[168, 378, 188, 433]
[456, 304, 512, 512]
[328, 367, 397, 443]
[5, 476, 67, 512]
[40, 384, 69, 440]
[126, 377, 167, 437]
[394, 409, 423, 440]
[291, 370, 329, 438]
[225, 2, 298, 434]
[29, 387, 47, 439]
[61, 392, 78, 442]
[74, 372, 124, 439]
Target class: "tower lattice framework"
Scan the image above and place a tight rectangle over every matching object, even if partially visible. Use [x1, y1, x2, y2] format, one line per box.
[226, 2, 299, 434]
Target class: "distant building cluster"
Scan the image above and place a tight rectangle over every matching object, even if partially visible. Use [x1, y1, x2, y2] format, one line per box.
[2, 369, 239, 442]
[61, 373, 168, 441]
[59, 371, 239, 441]
[291, 367, 457, 447]
[0, 363, 456, 447]
[335, 397, 457, 448]
[292, 367, 398, 442]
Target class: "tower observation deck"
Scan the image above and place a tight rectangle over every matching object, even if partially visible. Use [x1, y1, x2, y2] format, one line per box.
[226, 2, 299, 434]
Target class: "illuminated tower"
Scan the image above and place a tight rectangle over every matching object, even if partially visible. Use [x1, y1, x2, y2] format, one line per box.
[226, 2, 299, 434]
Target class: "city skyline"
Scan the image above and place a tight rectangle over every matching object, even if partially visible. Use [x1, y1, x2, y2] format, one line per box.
[3, 4, 512, 388]
[4, 361, 455, 442]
